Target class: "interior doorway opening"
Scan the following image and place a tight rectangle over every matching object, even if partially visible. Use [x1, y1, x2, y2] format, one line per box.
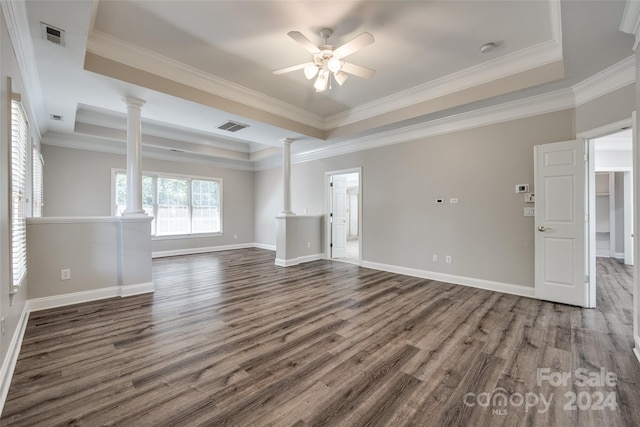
[326, 169, 361, 264]
[591, 128, 634, 307]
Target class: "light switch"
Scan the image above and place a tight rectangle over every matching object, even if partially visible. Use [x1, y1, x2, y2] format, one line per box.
[524, 207, 535, 217]
[449, 198, 459, 204]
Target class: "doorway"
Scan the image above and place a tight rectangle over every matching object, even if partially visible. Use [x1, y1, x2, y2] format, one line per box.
[591, 129, 634, 307]
[326, 168, 361, 263]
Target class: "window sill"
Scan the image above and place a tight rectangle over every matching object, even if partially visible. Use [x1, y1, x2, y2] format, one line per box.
[152, 232, 223, 241]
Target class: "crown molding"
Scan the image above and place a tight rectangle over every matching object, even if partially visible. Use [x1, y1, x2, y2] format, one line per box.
[572, 55, 635, 106]
[325, 39, 563, 129]
[75, 107, 252, 154]
[1, 0, 46, 139]
[620, 0, 640, 50]
[86, 30, 326, 130]
[43, 132, 256, 171]
[253, 88, 575, 170]
[549, 0, 563, 49]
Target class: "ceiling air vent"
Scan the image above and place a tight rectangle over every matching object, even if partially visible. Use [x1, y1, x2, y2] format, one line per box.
[41, 22, 65, 46]
[217, 120, 249, 132]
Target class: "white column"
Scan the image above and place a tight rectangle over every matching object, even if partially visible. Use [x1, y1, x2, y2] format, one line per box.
[282, 138, 294, 215]
[123, 97, 146, 216]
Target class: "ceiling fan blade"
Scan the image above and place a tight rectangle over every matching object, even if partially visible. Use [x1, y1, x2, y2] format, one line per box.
[273, 62, 314, 75]
[333, 32, 374, 59]
[340, 62, 376, 79]
[287, 31, 321, 54]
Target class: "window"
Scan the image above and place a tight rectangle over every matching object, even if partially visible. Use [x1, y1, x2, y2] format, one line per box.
[32, 147, 43, 217]
[11, 98, 28, 289]
[114, 171, 221, 237]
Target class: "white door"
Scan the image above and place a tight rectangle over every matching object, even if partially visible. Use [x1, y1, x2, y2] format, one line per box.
[624, 171, 634, 265]
[331, 175, 348, 258]
[535, 140, 589, 307]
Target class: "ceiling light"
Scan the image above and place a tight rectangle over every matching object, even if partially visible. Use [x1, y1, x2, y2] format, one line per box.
[304, 64, 318, 80]
[327, 57, 342, 73]
[314, 70, 329, 92]
[334, 71, 348, 86]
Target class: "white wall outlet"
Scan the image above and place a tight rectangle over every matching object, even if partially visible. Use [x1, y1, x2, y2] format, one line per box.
[524, 207, 535, 217]
[433, 255, 438, 262]
[61, 268, 71, 281]
[307, 242, 311, 248]
[435, 198, 444, 204]
[233, 234, 238, 240]
[525, 193, 535, 203]
[449, 198, 459, 204]
[515, 184, 529, 193]
[446, 256, 452, 264]
[1, 317, 5, 337]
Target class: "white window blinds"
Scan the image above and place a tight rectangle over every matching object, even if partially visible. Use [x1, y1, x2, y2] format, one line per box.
[11, 99, 28, 288]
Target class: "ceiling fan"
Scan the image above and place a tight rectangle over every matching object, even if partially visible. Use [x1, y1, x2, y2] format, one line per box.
[273, 28, 375, 92]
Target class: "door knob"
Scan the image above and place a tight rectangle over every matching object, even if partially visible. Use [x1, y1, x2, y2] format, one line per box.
[538, 225, 551, 232]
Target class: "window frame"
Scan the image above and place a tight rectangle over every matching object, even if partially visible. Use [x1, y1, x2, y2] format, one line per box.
[32, 147, 43, 217]
[111, 168, 223, 239]
[10, 96, 29, 291]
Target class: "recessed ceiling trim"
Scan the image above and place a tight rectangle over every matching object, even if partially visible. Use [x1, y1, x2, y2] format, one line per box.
[256, 88, 576, 171]
[572, 55, 635, 107]
[86, 30, 326, 130]
[326, 39, 563, 129]
[620, 0, 640, 50]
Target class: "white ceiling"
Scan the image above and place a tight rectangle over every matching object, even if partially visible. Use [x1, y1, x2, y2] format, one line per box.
[19, 0, 636, 167]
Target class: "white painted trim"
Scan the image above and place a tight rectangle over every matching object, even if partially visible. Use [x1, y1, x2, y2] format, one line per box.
[286, 89, 575, 168]
[360, 260, 535, 299]
[326, 40, 562, 129]
[28, 287, 121, 312]
[254, 243, 276, 251]
[0, 304, 29, 415]
[577, 118, 633, 140]
[86, 30, 325, 130]
[596, 250, 612, 258]
[572, 56, 635, 107]
[275, 253, 325, 267]
[620, 0, 640, 51]
[0, 0, 46, 136]
[120, 282, 154, 296]
[152, 243, 255, 258]
[43, 132, 256, 172]
[27, 216, 152, 224]
[614, 252, 625, 260]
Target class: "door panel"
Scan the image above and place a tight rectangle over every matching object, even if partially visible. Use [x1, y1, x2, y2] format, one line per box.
[535, 140, 588, 307]
[331, 176, 348, 258]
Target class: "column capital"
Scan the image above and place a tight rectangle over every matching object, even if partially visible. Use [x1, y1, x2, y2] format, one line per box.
[282, 138, 295, 145]
[125, 96, 146, 109]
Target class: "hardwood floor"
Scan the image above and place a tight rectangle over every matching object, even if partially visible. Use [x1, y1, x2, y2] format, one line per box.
[2, 250, 638, 426]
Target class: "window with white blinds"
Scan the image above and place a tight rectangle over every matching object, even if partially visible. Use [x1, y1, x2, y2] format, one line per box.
[32, 147, 43, 217]
[11, 99, 28, 289]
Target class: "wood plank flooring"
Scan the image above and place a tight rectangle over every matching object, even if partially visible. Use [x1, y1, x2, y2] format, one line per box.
[2, 250, 639, 426]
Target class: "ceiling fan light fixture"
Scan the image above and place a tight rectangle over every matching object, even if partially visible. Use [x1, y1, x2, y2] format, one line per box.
[314, 70, 329, 92]
[334, 71, 348, 86]
[304, 64, 319, 79]
[327, 57, 342, 73]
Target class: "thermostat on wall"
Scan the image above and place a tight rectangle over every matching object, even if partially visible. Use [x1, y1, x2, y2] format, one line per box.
[515, 184, 529, 193]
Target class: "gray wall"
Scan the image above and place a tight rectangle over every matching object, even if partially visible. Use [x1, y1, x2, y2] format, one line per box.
[576, 84, 635, 134]
[42, 145, 255, 252]
[255, 110, 575, 288]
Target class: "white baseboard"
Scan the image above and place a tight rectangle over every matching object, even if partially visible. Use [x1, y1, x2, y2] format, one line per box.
[0, 304, 29, 414]
[152, 243, 255, 258]
[120, 282, 154, 296]
[614, 252, 625, 260]
[596, 250, 611, 258]
[360, 260, 535, 298]
[28, 287, 121, 312]
[275, 253, 325, 267]
[254, 243, 276, 251]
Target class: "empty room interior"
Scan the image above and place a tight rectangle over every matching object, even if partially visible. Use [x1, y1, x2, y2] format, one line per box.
[1, 0, 640, 425]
